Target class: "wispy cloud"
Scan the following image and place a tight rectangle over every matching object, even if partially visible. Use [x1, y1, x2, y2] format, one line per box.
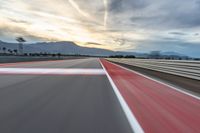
[68, 0, 90, 18]
[103, 0, 108, 26]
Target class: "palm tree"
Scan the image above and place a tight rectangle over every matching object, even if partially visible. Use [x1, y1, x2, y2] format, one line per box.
[16, 37, 26, 55]
[8, 49, 13, 55]
[13, 49, 18, 55]
[2, 47, 6, 54]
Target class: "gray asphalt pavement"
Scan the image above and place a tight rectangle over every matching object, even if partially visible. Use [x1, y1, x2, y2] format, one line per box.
[0, 58, 101, 68]
[0, 58, 132, 133]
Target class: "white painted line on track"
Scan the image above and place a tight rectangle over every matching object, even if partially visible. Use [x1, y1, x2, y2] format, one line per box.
[99, 59, 144, 133]
[108, 60, 200, 100]
[0, 68, 106, 75]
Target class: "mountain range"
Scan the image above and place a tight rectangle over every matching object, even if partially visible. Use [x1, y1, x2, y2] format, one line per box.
[0, 40, 187, 57]
[0, 41, 140, 56]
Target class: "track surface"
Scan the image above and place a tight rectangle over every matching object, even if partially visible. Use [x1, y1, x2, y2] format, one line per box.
[0, 58, 199, 133]
[0, 58, 132, 133]
[112, 61, 200, 95]
[101, 59, 200, 133]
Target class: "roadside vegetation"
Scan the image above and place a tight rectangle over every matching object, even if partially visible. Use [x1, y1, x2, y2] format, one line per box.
[0, 37, 105, 58]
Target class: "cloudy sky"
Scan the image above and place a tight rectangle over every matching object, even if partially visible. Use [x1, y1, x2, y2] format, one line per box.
[0, 0, 200, 57]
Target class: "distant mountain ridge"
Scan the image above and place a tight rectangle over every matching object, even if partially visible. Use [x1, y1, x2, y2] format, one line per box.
[161, 51, 185, 56]
[0, 40, 187, 57]
[0, 41, 139, 56]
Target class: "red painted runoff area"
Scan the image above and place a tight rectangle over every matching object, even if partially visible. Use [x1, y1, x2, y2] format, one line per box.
[101, 59, 200, 133]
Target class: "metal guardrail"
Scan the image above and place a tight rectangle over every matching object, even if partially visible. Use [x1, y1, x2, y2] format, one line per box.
[107, 58, 200, 80]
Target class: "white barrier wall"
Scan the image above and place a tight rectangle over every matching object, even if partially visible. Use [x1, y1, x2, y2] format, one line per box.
[107, 58, 200, 80]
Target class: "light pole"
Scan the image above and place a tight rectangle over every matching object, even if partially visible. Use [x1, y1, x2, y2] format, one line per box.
[16, 37, 26, 55]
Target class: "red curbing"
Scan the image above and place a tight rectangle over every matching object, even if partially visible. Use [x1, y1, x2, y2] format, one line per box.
[100, 59, 200, 133]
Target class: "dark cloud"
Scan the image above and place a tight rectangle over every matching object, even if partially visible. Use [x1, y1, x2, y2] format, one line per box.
[130, 13, 200, 30]
[0, 25, 53, 42]
[127, 0, 200, 29]
[0, 25, 27, 37]
[196, 0, 200, 7]
[113, 38, 126, 46]
[85, 42, 103, 45]
[168, 32, 187, 36]
[8, 18, 31, 25]
[161, 37, 182, 41]
[174, 12, 200, 28]
[132, 39, 200, 57]
[109, 0, 149, 13]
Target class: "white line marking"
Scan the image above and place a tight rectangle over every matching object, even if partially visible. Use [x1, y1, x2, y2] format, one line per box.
[0, 68, 105, 75]
[99, 59, 144, 133]
[108, 60, 200, 100]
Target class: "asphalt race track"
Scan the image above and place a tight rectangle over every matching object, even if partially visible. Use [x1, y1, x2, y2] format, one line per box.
[0, 58, 132, 133]
[0, 58, 199, 133]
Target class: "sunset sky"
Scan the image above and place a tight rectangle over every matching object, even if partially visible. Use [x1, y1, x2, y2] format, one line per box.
[0, 0, 200, 57]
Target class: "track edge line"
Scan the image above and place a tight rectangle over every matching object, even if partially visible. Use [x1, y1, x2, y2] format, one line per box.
[99, 58, 144, 133]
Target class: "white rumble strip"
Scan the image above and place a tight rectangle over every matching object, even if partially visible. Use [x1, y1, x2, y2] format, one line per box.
[0, 68, 106, 75]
